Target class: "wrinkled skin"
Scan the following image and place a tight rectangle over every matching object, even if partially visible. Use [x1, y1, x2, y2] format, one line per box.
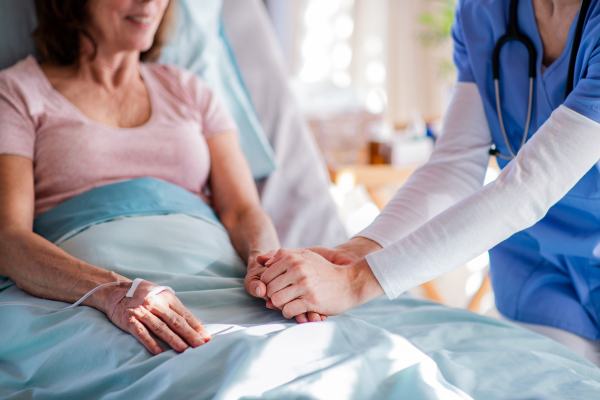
[108, 288, 211, 355]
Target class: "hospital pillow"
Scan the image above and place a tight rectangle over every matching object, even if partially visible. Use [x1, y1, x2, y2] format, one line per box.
[0, 0, 276, 180]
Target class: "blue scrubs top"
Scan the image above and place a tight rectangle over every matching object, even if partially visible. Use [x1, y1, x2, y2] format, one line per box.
[453, 0, 600, 339]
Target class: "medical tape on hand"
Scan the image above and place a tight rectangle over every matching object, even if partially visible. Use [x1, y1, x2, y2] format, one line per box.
[126, 278, 175, 300]
[105, 278, 175, 320]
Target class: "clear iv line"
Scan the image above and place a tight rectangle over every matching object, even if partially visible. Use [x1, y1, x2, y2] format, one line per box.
[0, 281, 120, 312]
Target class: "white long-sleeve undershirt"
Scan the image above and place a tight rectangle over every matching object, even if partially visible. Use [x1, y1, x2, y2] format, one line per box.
[358, 82, 600, 299]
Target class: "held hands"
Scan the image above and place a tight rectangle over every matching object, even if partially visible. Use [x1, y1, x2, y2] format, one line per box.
[245, 252, 327, 323]
[104, 281, 211, 355]
[256, 238, 385, 320]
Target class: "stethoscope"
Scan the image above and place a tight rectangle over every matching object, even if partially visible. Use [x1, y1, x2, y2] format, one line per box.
[491, 0, 592, 160]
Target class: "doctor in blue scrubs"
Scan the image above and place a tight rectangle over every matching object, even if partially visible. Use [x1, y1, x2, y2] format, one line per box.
[258, 0, 600, 366]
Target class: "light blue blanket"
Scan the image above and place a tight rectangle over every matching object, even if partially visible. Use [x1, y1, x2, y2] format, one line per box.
[1, 181, 599, 399]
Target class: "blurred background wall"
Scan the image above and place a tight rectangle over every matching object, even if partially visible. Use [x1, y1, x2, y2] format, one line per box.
[264, 0, 455, 128]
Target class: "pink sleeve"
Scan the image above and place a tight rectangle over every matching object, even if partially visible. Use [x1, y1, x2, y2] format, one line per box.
[192, 77, 238, 139]
[0, 83, 36, 160]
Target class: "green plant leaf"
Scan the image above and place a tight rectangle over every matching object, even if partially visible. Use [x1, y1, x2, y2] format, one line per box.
[417, 0, 457, 79]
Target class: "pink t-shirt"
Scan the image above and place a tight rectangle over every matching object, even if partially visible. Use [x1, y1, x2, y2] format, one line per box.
[0, 56, 237, 217]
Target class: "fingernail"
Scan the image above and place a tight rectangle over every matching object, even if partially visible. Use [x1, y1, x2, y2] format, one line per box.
[265, 257, 275, 266]
[193, 337, 205, 347]
[201, 331, 211, 341]
[154, 346, 162, 354]
[178, 342, 188, 350]
[255, 287, 261, 297]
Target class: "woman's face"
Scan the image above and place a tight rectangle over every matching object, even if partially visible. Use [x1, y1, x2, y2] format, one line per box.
[86, 0, 170, 54]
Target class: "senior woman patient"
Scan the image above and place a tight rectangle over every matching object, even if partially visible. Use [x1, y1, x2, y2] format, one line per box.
[0, 0, 323, 356]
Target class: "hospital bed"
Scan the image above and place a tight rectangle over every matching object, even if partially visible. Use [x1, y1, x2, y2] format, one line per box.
[0, 0, 599, 399]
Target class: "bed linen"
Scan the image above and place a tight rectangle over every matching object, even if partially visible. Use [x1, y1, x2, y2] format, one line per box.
[1, 182, 600, 399]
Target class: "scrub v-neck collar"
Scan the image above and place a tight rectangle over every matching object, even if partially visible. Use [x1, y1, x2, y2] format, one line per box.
[524, 0, 580, 109]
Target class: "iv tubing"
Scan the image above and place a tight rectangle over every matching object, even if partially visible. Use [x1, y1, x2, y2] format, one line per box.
[0, 281, 120, 312]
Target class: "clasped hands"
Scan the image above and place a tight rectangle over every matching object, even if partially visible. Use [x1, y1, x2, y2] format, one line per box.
[105, 237, 383, 355]
[244, 237, 384, 323]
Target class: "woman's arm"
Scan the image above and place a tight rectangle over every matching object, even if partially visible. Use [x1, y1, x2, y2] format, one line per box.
[207, 132, 325, 323]
[0, 155, 120, 309]
[0, 155, 210, 354]
[206, 132, 279, 293]
[206, 131, 280, 267]
[357, 82, 493, 247]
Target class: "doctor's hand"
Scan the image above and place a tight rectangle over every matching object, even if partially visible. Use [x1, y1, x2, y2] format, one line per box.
[290, 237, 384, 267]
[259, 249, 385, 319]
[104, 282, 211, 355]
[248, 252, 327, 323]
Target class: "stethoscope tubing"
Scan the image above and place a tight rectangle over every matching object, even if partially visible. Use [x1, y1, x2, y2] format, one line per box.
[491, 0, 590, 160]
[494, 78, 533, 160]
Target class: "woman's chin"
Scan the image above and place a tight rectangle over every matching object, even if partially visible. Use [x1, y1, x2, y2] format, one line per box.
[114, 40, 155, 55]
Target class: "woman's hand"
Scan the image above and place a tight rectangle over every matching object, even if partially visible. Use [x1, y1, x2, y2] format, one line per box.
[105, 283, 211, 355]
[259, 249, 385, 319]
[246, 252, 327, 323]
[245, 252, 270, 300]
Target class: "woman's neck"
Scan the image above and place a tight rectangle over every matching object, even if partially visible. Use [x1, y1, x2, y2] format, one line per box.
[76, 39, 142, 90]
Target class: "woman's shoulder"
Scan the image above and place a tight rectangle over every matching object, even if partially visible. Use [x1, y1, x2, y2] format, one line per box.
[144, 62, 204, 83]
[0, 56, 49, 119]
[142, 62, 211, 105]
[0, 56, 44, 92]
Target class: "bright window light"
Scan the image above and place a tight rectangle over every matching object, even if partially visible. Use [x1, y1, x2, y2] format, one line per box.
[366, 87, 387, 114]
[465, 271, 485, 297]
[305, 0, 342, 26]
[364, 36, 383, 57]
[300, 60, 330, 83]
[466, 252, 490, 272]
[302, 39, 328, 61]
[479, 291, 496, 314]
[337, 172, 356, 193]
[366, 60, 386, 85]
[302, 28, 334, 58]
[346, 203, 380, 237]
[332, 43, 352, 69]
[484, 167, 500, 185]
[332, 71, 352, 88]
[334, 15, 354, 39]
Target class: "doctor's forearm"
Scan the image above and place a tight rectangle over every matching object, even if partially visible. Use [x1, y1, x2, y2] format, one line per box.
[366, 106, 600, 299]
[357, 83, 492, 247]
[334, 237, 383, 261]
[0, 229, 127, 312]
